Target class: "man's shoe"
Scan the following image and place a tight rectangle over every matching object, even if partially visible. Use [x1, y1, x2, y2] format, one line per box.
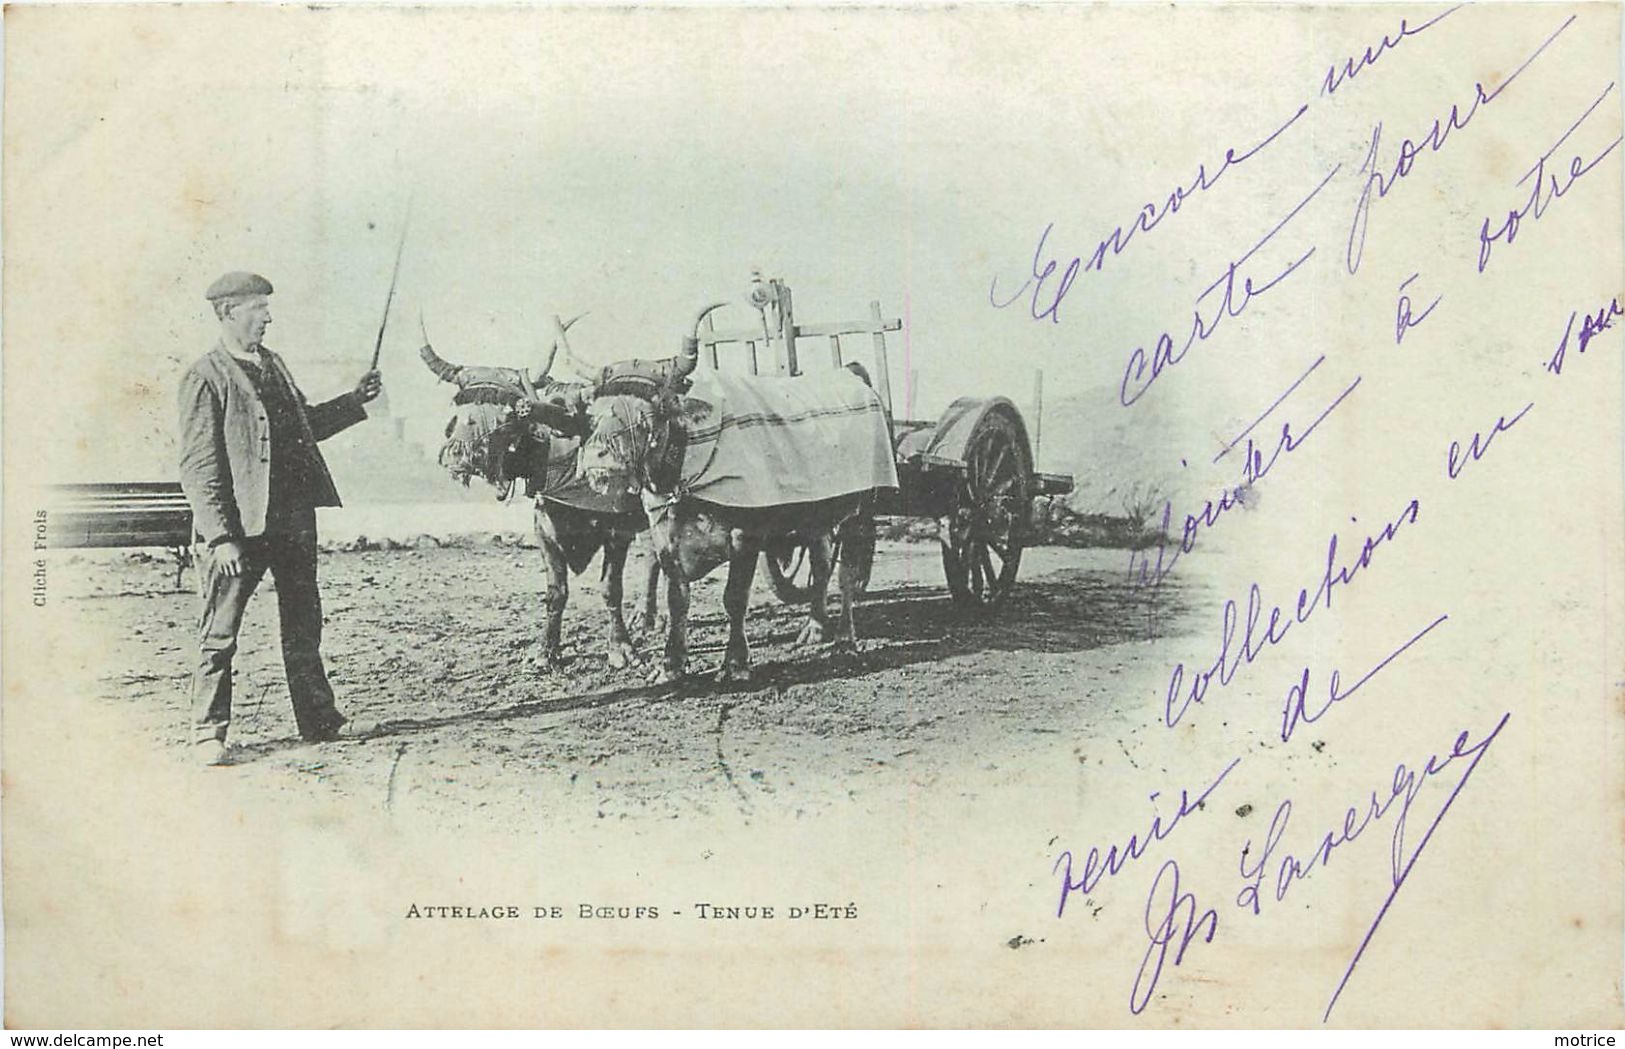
[197, 737, 231, 766]
[302, 714, 372, 746]
[305, 717, 346, 743]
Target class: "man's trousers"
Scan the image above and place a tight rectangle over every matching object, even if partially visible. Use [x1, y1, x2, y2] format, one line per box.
[189, 531, 344, 742]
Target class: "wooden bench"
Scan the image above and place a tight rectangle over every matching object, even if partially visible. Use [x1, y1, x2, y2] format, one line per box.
[47, 482, 194, 588]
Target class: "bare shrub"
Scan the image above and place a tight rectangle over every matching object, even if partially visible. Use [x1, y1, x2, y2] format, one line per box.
[1120, 480, 1168, 540]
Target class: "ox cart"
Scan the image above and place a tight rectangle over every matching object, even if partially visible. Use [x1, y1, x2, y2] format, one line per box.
[690, 274, 1074, 609]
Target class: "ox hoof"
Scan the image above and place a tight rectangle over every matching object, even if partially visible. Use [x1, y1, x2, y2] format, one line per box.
[605, 643, 636, 671]
[831, 637, 858, 656]
[793, 621, 830, 650]
[649, 664, 686, 685]
[630, 613, 667, 637]
[635, 621, 670, 644]
[716, 662, 753, 686]
[526, 648, 565, 674]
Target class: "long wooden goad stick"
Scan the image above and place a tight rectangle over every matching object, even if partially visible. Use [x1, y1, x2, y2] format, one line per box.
[369, 198, 413, 372]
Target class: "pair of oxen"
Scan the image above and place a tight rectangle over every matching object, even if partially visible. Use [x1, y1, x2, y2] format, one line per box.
[420, 306, 879, 684]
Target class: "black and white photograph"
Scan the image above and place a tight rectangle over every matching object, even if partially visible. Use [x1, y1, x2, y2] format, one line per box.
[3, 2, 1622, 1030]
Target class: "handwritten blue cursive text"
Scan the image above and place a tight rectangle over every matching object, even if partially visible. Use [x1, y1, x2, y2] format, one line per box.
[1053, 757, 1241, 917]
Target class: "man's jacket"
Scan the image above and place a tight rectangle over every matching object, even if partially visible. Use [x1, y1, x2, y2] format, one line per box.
[177, 344, 366, 543]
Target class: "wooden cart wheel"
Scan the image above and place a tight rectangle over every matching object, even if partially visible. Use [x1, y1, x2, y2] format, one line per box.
[764, 530, 875, 605]
[765, 542, 814, 603]
[941, 409, 1031, 608]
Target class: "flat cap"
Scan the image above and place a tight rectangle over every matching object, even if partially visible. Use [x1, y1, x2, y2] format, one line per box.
[205, 271, 273, 302]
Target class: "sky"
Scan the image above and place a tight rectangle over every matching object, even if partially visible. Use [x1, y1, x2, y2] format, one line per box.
[5, 3, 1618, 508]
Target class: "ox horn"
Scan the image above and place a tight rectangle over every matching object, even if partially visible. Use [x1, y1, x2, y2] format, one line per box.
[674, 302, 727, 381]
[418, 312, 466, 385]
[538, 311, 587, 382]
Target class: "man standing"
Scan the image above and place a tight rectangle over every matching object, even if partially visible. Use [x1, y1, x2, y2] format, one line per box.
[178, 271, 383, 765]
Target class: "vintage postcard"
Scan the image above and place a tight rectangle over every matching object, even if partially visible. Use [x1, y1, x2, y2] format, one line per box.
[3, 2, 1621, 1029]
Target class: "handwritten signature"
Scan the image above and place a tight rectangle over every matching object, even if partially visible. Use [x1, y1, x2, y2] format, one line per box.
[1131, 859, 1219, 1015]
[1236, 711, 1512, 1020]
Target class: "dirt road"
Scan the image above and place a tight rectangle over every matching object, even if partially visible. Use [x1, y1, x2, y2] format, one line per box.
[64, 538, 1207, 834]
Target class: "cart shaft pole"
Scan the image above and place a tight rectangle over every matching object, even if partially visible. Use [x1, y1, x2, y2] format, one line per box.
[1033, 369, 1044, 467]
